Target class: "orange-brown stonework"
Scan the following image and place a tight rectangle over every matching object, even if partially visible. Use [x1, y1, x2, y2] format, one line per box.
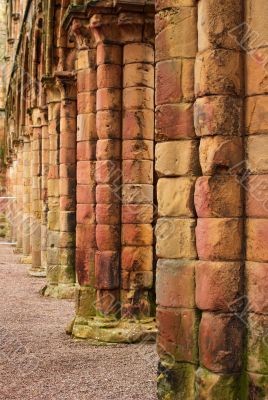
[2, 0, 268, 399]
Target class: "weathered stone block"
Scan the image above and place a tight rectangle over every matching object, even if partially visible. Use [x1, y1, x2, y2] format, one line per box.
[196, 218, 243, 261]
[246, 262, 268, 314]
[76, 224, 96, 250]
[77, 69, 97, 92]
[77, 161, 95, 185]
[194, 96, 243, 137]
[121, 224, 153, 246]
[121, 246, 153, 272]
[96, 225, 120, 251]
[199, 312, 244, 373]
[124, 43, 154, 64]
[121, 270, 153, 290]
[122, 184, 153, 204]
[195, 367, 241, 400]
[156, 218, 197, 259]
[124, 63, 154, 89]
[77, 92, 96, 114]
[77, 114, 97, 141]
[155, 7, 197, 61]
[155, 141, 200, 177]
[195, 261, 243, 312]
[123, 87, 154, 110]
[194, 176, 243, 218]
[77, 185, 95, 205]
[156, 103, 195, 141]
[96, 184, 121, 204]
[77, 141, 96, 162]
[97, 64, 121, 89]
[248, 313, 268, 374]
[246, 219, 268, 262]
[95, 251, 120, 290]
[199, 136, 243, 175]
[246, 175, 268, 217]
[156, 59, 194, 105]
[77, 204, 96, 225]
[122, 160, 153, 184]
[157, 307, 198, 363]
[246, 51, 268, 96]
[156, 259, 195, 308]
[95, 160, 121, 184]
[97, 44, 121, 66]
[96, 139, 121, 161]
[198, 0, 243, 51]
[97, 88, 121, 111]
[247, 136, 268, 173]
[157, 177, 196, 217]
[122, 140, 154, 161]
[245, 0, 268, 50]
[195, 49, 242, 97]
[157, 361, 195, 400]
[96, 110, 121, 139]
[96, 204, 120, 225]
[123, 110, 154, 140]
[122, 204, 153, 224]
[76, 248, 95, 286]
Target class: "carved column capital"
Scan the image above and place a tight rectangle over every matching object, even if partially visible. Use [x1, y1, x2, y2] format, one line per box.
[55, 71, 77, 101]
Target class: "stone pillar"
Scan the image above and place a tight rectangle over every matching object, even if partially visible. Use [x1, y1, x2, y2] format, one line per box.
[15, 141, 23, 252]
[72, 28, 98, 336]
[21, 134, 32, 261]
[194, 0, 245, 397]
[11, 155, 17, 244]
[94, 38, 122, 323]
[43, 81, 61, 298]
[29, 114, 44, 276]
[155, 1, 199, 398]
[245, 1, 268, 395]
[121, 25, 154, 320]
[69, 6, 156, 343]
[40, 107, 49, 272]
[56, 72, 77, 299]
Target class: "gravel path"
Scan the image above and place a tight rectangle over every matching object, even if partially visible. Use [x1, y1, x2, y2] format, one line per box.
[0, 245, 158, 400]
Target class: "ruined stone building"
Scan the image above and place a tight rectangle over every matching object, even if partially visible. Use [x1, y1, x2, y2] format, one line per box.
[1, 0, 268, 398]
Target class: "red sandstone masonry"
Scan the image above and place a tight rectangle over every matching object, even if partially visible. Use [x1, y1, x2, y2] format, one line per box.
[75, 36, 97, 318]
[194, 0, 244, 397]
[155, 1, 199, 398]
[92, 21, 122, 315]
[121, 39, 154, 319]
[245, 1, 268, 394]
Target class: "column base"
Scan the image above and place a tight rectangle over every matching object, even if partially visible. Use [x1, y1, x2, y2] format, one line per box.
[70, 316, 157, 344]
[13, 247, 22, 254]
[27, 266, 47, 278]
[41, 284, 76, 299]
[20, 255, 32, 264]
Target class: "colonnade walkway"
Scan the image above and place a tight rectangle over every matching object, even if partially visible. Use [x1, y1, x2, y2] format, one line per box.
[0, 245, 157, 400]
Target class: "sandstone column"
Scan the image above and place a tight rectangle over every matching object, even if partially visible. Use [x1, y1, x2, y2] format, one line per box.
[56, 72, 77, 299]
[93, 20, 122, 323]
[245, 1, 268, 395]
[155, 1, 199, 398]
[21, 134, 32, 261]
[194, 1, 245, 398]
[43, 80, 61, 298]
[121, 15, 155, 321]
[40, 107, 49, 272]
[29, 115, 43, 276]
[15, 140, 23, 252]
[71, 23, 98, 336]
